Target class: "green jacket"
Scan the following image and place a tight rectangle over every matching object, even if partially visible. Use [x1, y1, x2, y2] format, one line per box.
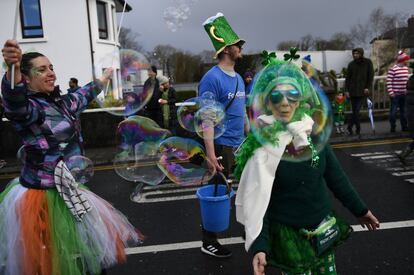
[250, 145, 367, 254]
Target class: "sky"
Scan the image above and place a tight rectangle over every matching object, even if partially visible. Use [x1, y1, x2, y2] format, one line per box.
[121, 0, 413, 54]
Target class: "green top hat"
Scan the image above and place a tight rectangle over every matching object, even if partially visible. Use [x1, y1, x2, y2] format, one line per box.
[203, 12, 245, 58]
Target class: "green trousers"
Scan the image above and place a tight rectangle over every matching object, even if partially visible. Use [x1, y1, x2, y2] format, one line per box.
[282, 252, 336, 275]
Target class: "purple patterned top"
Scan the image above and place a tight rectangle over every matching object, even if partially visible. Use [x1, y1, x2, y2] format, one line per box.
[1, 75, 101, 189]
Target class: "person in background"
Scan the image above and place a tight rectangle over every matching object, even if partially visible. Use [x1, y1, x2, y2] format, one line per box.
[386, 50, 410, 133]
[301, 54, 322, 88]
[244, 70, 254, 118]
[142, 65, 162, 125]
[67, 77, 80, 93]
[332, 91, 348, 134]
[198, 12, 247, 258]
[244, 70, 254, 95]
[157, 75, 177, 134]
[397, 62, 414, 165]
[345, 48, 374, 136]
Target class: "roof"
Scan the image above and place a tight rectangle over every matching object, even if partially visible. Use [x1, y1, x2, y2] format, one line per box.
[402, 16, 414, 48]
[114, 0, 132, 12]
[370, 27, 408, 44]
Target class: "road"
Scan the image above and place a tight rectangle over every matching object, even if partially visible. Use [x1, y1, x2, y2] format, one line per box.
[1, 138, 414, 274]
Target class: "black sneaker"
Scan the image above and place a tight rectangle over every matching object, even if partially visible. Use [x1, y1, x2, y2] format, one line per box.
[201, 241, 232, 258]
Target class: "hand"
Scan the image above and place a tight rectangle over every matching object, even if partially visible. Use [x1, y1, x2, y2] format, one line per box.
[345, 92, 350, 98]
[252, 252, 267, 275]
[158, 99, 168, 105]
[358, 210, 380, 231]
[2, 39, 22, 68]
[363, 88, 369, 96]
[99, 67, 113, 86]
[206, 153, 224, 173]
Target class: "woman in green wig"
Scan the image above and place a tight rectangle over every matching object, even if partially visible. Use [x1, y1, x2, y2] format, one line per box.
[235, 50, 380, 275]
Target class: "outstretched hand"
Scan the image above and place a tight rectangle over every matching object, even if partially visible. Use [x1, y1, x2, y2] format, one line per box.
[252, 252, 267, 275]
[99, 67, 113, 86]
[2, 39, 22, 68]
[358, 210, 380, 231]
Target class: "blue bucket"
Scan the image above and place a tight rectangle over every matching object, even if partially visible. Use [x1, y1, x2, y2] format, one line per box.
[196, 184, 235, 232]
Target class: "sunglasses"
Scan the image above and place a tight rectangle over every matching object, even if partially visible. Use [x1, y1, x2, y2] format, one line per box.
[269, 89, 301, 104]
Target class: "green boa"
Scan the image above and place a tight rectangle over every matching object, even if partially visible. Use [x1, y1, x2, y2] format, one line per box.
[234, 104, 313, 180]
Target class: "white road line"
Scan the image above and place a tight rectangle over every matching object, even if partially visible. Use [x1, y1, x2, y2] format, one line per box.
[125, 220, 414, 255]
[392, 171, 414, 176]
[405, 178, 414, 183]
[133, 184, 239, 203]
[361, 154, 397, 160]
[351, 151, 395, 157]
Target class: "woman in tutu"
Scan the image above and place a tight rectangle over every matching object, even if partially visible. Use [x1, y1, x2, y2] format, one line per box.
[0, 39, 142, 275]
[235, 50, 379, 275]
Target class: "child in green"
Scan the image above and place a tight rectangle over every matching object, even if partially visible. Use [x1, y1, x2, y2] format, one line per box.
[332, 92, 348, 134]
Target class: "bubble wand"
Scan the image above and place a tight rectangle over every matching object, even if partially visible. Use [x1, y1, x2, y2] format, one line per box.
[104, 0, 128, 93]
[11, 0, 21, 90]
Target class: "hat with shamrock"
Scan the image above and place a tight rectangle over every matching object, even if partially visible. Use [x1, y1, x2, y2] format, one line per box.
[203, 12, 245, 58]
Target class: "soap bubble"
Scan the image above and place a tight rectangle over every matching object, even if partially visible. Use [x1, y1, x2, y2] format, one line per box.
[94, 49, 152, 116]
[248, 60, 332, 162]
[66, 155, 94, 184]
[157, 137, 215, 186]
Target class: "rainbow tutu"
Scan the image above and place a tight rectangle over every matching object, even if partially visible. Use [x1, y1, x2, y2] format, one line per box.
[0, 179, 142, 275]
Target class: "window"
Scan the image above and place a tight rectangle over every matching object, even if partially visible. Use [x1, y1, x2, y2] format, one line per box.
[97, 1, 108, 39]
[20, 0, 44, 38]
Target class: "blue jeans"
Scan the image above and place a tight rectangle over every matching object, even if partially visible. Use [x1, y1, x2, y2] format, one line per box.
[389, 95, 407, 130]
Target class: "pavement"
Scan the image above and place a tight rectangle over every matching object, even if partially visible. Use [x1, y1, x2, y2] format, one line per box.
[0, 119, 410, 175]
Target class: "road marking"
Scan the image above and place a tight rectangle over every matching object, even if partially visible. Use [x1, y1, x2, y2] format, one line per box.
[361, 154, 396, 160]
[332, 138, 410, 149]
[351, 151, 396, 157]
[124, 220, 414, 255]
[393, 171, 414, 176]
[132, 183, 239, 203]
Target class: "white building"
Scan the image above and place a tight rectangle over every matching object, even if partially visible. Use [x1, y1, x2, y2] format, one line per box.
[0, 0, 132, 97]
[273, 50, 353, 73]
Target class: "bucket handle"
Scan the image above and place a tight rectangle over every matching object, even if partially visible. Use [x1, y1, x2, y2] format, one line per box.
[200, 171, 232, 197]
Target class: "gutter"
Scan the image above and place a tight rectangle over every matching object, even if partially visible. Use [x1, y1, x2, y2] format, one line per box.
[86, 0, 96, 79]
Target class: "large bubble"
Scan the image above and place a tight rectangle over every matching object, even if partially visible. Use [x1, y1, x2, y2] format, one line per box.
[249, 60, 332, 162]
[117, 115, 171, 151]
[65, 156, 94, 184]
[94, 49, 152, 116]
[157, 137, 215, 186]
[113, 142, 166, 185]
[163, 0, 198, 32]
[176, 95, 226, 140]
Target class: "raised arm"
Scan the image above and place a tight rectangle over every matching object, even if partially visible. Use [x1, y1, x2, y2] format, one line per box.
[1, 40, 43, 125]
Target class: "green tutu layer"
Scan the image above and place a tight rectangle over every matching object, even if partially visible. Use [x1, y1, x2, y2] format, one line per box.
[267, 214, 352, 274]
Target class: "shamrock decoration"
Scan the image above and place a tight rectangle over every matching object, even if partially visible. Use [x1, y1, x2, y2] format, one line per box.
[283, 47, 300, 62]
[261, 50, 277, 66]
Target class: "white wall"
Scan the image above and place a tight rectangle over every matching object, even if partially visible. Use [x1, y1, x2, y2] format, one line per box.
[272, 50, 353, 73]
[0, 0, 124, 93]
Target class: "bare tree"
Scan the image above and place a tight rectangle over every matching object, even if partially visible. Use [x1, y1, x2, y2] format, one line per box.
[277, 40, 300, 50]
[198, 50, 216, 63]
[118, 27, 144, 52]
[151, 44, 178, 77]
[299, 34, 314, 50]
[328, 32, 354, 50]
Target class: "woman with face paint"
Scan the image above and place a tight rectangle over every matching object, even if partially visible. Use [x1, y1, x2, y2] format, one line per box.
[234, 51, 380, 275]
[0, 39, 143, 275]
